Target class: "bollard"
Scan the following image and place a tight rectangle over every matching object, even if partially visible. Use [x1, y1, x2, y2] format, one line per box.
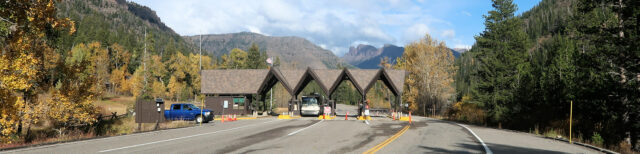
[323, 113, 326, 120]
[409, 111, 412, 124]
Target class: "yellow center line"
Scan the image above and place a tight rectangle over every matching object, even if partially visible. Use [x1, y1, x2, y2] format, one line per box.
[363, 125, 410, 154]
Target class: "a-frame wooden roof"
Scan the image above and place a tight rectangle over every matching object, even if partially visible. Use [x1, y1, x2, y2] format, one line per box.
[201, 68, 406, 97]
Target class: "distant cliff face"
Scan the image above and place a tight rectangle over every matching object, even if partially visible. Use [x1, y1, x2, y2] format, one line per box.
[184, 32, 347, 69]
[342, 44, 462, 69]
[342, 44, 404, 69]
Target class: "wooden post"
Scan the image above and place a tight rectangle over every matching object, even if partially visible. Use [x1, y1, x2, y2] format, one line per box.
[154, 120, 159, 130]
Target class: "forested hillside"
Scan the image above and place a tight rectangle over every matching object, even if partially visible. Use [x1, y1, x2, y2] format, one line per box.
[54, 0, 197, 71]
[0, 0, 275, 144]
[184, 32, 349, 69]
[453, 0, 639, 151]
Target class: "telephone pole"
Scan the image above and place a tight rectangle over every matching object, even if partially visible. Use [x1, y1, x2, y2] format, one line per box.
[199, 34, 202, 71]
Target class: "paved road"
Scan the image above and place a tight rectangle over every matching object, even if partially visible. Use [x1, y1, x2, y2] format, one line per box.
[1, 116, 599, 154]
[335, 104, 358, 116]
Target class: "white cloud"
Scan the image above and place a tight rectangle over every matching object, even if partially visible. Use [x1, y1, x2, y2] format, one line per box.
[454, 44, 471, 50]
[133, 0, 466, 56]
[461, 11, 472, 17]
[442, 29, 455, 39]
[403, 23, 430, 43]
[245, 25, 265, 35]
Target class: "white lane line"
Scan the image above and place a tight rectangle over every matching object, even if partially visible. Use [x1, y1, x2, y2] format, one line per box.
[2, 121, 223, 153]
[287, 120, 324, 136]
[99, 120, 280, 153]
[456, 123, 493, 154]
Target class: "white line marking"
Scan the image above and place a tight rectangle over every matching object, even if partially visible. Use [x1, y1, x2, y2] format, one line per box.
[2, 122, 223, 153]
[287, 120, 324, 136]
[364, 120, 370, 125]
[99, 120, 280, 153]
[456, 123, 493, 154]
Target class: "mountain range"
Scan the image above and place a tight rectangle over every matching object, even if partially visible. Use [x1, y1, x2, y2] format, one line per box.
[57, 0, 462, 70]
[342, 44, 464, 69]
[183, 32, 348, 69]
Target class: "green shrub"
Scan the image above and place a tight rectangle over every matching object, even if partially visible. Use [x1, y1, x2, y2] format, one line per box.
[591, 132, 604, 147]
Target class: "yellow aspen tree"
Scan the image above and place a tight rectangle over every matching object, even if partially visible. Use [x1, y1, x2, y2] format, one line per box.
[46, 43, 98, 129]
[396, 34, 456, 115]
[167, 76, 183, 101]
[149, 55, 167, 84]
[88, 42, 109, 97]
[109, 43, 130, 94]
[150, 79, 165, 99]
[0, 0, 75, 142]
[130, 65, 147, 98]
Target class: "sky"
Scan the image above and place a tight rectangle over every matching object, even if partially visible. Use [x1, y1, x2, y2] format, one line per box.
[132, 0, 541, 56]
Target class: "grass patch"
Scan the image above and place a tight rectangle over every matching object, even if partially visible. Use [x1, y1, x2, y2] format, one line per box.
[1, 95, 202, 149]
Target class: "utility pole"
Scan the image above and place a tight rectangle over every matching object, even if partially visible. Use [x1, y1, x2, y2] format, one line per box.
[268, 57, 273, 114]
[197, 33, 202, 103]
[143, 28, 148, 93]
[199, 34, 202, 71]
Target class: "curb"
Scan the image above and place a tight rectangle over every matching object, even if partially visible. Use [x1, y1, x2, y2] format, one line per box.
[542, 137, 619, 154]
[437, 118, 619, 154]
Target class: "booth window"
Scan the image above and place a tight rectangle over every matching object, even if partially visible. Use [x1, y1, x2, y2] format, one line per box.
[233, 97, 245, 109]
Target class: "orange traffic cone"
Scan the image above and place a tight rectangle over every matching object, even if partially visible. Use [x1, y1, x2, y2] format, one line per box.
[221, 115, 225, 123]
[393, 112, 396, 121]
[234, 114, 237, 121]
[345, 111, 349, 120]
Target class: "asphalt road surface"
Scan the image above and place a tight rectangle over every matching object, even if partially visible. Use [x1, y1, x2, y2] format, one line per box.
[1, 116, 599, 154]
[335, 104, 358, 116]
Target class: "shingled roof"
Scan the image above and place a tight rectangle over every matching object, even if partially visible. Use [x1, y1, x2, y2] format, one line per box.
[311, 69, 343, 94]
[201, 68, 406, 97]
[278, 69, 306, 90]
[384, 69, 406, 93]
[201, 69, 269, 94]
[347, 69, 381, 93]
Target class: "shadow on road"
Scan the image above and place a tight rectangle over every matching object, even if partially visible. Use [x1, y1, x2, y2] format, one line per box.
[330, 122, 406, 153]
[215, 120, 317, 153]
[419, 142, 568, 154]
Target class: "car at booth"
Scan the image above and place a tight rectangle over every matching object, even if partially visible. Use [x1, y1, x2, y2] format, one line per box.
[164, 103, 213, 123]
[300, 94, 322, 116]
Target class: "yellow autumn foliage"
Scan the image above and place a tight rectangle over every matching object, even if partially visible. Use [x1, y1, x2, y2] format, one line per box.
[395, 34, 456, 116]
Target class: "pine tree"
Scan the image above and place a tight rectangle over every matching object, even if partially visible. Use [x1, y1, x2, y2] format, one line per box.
[573, 0, 640, 149]
[274, 56, 281, 67]
[471, 0, 529, 123]
[247, 43, 261, 69]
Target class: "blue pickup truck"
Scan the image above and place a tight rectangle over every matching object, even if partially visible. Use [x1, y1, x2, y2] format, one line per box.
[164, 103, 213, 123]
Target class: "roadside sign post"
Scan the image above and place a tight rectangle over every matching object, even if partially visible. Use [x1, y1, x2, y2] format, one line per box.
[570, 100, 573, 144]
[200, 99, 204, 126]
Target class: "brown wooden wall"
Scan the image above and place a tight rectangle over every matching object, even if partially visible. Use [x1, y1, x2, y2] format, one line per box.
[135, 99, 166, 123]
[205, 96, 252, 115]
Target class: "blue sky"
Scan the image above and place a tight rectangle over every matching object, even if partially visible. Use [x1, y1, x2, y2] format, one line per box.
[132, 0, 541, 56]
